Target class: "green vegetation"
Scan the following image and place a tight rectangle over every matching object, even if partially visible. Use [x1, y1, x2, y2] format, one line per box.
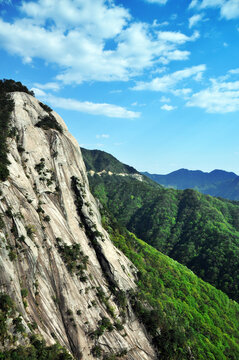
[102, 210, 239, 359]
[0, 293, 74, 359]
[0, 336, 73, 360]
[91, 316, 113, 339]
[39, 102, 53, 113]
[0, 82, 14, 181]
[56, 238, 89, 278]
[83, 149, 239, 302]
[0, 79, 34, 96]
[82, 147, 146, 176]
[35, 114, 63, 133]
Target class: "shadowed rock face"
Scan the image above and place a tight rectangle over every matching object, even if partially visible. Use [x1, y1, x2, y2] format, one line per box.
[0, 92, 156, 359]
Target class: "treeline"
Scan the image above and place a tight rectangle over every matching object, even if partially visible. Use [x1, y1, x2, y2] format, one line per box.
[0, 79, 34, 96]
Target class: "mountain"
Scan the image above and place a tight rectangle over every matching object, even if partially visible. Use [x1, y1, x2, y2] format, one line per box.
[82, 148, 139, 175]
[1, 80, 239, 359]
[143, 169, 239, 200]
[81, 147, 159, 186]
[82, 148, 239, 302]
[0, 81, 156, 360]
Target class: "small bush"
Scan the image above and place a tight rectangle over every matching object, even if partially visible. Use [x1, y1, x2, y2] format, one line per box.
[91, 345, 102, 358]
[8, 250, 17, 261]
[17, 145, 25, 153]
[20, 288, 28, 298]
[43, 215, 51, 222]
[26, 224, 36, 238]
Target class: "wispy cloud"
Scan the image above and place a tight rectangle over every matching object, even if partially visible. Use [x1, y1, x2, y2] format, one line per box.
[96, 134, 110, 139]
[33, 92, 140, 119]
[152, 20, 169, 27]
[186, 78, 239, 113]
[132, 64, 206, 92]
[189, 0, 239, 20]
[189, 0, 199, 9]
[189, 14, 204, 28]
[34, 82, 61, 91]
[157, 30, 200, 44]
[161, 104, 177, 111]
[228, 68, 239, 75]
[160, 96, 171, 102]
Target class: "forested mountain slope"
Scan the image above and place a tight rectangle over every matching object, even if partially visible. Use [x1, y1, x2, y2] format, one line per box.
[83, 148, 239, 302]
[101, 208, 239, 360]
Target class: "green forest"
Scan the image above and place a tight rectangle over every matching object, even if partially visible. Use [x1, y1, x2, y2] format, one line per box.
[83, 148, 239, 302]
[101, 207, 239, 359]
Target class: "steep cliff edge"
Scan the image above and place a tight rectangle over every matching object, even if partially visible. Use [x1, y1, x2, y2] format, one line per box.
[0, 91, 156, 359]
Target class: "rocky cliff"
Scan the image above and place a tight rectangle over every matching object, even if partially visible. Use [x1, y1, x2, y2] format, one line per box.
[0, 92, 156, 359]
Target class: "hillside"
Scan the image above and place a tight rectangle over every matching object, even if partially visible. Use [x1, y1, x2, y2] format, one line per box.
[82, 148, 139, 175]
[102, 209, 239, 360]
[143, 169, 239, 200]
[81, 147, 159, 186]
[82, 148, 239, 302]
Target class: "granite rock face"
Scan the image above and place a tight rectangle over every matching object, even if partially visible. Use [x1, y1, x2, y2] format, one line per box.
[0, 92, 156, 359]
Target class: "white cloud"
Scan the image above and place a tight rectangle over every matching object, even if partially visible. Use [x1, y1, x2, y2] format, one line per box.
[35, 92, 140, 118]
[189, 0, 199, 8]
[172, 88, 192, 97]
[157, 30, 200, 44]
[200, 0, 225, 8]
[132, 64, 206, 92]
[189, 14, 204, 28]
[96, 134, 110, 138]
[22, 56, 32, 64]
[229, 68, 239, 74]
[152, 20, 169, 27]
[186, 78, 239, 113]
[191, 0, 239, 20]
[34, 82, 61, 91]
[221, 0, 239, 19]
[0, 0, 200, 84]
[131, 101, 146, 107]
[31, 88, 46, 97]
[161, 104, 176, 111]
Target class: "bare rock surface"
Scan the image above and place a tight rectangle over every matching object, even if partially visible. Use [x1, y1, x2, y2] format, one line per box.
[0, 92, 156, 359]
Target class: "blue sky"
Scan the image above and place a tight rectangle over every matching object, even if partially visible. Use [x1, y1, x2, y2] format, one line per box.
[1, 0, 239, 174]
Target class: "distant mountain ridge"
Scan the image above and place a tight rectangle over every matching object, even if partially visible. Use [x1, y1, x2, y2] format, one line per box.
[143, 168, 239, 200]
[82, 147, 160, 186]
[82, 148, 139, 174]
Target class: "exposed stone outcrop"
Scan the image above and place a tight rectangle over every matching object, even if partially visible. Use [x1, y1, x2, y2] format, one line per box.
[0, 92, 156, 359]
